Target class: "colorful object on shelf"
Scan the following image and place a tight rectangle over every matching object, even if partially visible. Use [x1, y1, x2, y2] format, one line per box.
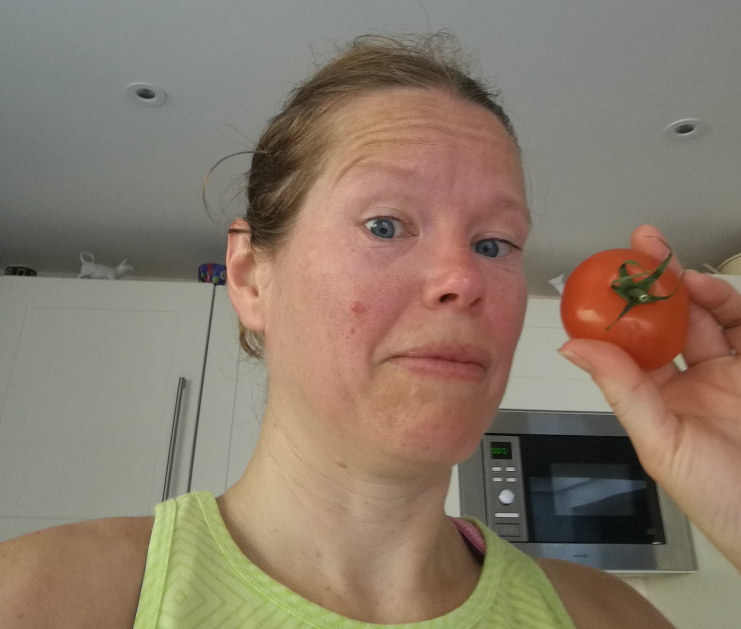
[4, 264, 37, 276]
[199, 263, 226, 285]
[77, 252, 133, 280]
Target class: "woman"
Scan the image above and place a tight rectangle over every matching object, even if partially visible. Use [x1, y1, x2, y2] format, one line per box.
[1, 34, 740, 629]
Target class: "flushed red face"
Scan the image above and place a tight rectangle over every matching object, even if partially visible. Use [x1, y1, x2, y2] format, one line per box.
[255, 88, 531, 472]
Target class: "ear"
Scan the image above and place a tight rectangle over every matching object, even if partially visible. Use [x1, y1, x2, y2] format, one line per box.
[226, 219, 269, 333]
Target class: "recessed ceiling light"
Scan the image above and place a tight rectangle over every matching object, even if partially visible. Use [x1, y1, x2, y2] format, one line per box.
[125, 82, 167, 107]
[664, 118, 706, 141]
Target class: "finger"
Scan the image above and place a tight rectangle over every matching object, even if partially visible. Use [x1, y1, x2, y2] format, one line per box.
[558, 338, 677, 479]
[630, 225, 684, 276]
[683, 270, 741, 355]
[682, 300, 734, 364]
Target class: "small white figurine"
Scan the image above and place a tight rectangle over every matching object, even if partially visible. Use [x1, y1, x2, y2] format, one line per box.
[77, 252, 133, 280]
[548, 273, 566, 295]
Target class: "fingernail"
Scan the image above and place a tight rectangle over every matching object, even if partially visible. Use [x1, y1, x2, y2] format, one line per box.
[557, 349, 592, 373]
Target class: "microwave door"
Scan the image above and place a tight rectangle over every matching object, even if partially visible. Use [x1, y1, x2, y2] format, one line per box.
[520, 434, 665, 545]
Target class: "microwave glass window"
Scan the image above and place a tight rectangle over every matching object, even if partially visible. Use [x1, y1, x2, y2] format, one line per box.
[521, 434, 666, 544]
[490, 441, 513, 459]
[549, 464, 642, 517]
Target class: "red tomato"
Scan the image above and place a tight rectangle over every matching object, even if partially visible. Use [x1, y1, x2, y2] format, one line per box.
[560, 248, 690, 371]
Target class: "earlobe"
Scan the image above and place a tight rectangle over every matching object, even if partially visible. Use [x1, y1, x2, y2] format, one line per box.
[226, 219, 267, 333]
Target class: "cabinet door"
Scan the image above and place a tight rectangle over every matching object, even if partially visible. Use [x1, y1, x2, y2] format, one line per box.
[0, 276, 213, 542]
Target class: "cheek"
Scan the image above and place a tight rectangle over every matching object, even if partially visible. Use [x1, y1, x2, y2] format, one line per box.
[486, 275, 528, 355]
[342, 291, 399, 344]
[284, 243, 401, 353]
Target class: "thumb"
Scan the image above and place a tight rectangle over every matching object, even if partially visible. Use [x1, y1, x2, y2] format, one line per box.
[558, 339, 677, 478]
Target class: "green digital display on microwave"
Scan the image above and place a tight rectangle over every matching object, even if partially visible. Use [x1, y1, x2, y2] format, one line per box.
[490, 441, 512, 460]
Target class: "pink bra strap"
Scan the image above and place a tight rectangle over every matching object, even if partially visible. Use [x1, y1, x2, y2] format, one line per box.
[450, 516, 486, 562]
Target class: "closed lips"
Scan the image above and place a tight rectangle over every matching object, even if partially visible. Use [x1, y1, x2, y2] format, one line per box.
[395, 346, 490, 369]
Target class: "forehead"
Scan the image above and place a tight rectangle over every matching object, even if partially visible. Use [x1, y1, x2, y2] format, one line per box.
[332, 87, 514, 142]
[313, 88, 527, 222]
[327, 89, 521, 178]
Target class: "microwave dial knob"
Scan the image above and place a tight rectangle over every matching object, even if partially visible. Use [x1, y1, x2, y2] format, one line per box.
[498, 489, 515, 505]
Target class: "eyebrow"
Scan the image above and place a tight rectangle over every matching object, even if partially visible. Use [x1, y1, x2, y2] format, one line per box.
[335, 159, 417, 185]
[335, 159, 532, 230]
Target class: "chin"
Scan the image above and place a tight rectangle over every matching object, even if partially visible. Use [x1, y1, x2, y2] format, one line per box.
[392, 417, 489, 469]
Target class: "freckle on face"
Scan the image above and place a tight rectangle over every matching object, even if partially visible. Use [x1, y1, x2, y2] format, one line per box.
[351, 301, 366, 314]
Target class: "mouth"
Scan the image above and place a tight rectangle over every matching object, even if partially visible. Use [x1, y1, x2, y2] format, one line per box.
[389, 356, 486, 380]
[390, 345, 490, 381]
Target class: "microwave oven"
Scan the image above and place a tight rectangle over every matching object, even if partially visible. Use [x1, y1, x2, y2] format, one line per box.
[458, 409, 697, 574]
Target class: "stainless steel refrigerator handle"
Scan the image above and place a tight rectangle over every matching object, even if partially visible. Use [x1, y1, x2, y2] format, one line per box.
[163, 377, 186, 502]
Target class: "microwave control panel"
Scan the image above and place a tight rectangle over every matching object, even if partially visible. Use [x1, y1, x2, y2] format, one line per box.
[484, 435, 528, 542]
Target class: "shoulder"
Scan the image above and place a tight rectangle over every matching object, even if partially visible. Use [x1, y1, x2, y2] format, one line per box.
[0, 515, 154, 628]
[534, 558, 676, 629]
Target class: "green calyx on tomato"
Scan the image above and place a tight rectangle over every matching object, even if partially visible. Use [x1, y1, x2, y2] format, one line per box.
[607, 239, 685, 331]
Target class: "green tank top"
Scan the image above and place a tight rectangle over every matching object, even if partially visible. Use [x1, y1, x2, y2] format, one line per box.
[132, 491, 576, 629]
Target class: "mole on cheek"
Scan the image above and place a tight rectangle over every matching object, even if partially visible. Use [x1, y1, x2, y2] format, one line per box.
[350, 301, 366, 314]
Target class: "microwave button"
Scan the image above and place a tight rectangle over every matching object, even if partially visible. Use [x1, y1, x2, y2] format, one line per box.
[505, 466, 516, 472]
[494, 512, 519, 518]
[505, 477, 517, 483]
[494, 523, 520, 538]
[492, 477, 503, 482]
[498, 489, 515, 505]
[491, 466, 502, 472]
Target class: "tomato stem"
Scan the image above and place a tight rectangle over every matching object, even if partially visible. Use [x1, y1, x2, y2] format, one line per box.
[605, 238, 684, 331]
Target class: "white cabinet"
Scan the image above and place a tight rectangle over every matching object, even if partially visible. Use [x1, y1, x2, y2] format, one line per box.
[503, 297, 612, 412]
[0, 276, 213, 542]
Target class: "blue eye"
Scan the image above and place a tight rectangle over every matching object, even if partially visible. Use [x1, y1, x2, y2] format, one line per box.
[363, 215, 520, 259]
[364, 216, 403, 239]
[472, 240, 513, 259]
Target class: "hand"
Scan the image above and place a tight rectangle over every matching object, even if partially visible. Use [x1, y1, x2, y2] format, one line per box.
[559, 225, 741, 574]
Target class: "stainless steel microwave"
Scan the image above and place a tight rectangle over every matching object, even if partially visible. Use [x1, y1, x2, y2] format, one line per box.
[458, 409, 697, 574]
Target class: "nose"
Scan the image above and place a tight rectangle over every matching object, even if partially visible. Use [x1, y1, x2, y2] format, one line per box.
[420, 239, 486, 312]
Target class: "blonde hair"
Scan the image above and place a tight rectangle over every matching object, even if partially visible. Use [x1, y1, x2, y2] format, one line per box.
[216, 32, 518, 360]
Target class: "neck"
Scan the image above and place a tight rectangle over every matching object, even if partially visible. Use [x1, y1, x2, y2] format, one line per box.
[214, 411, 482, 623]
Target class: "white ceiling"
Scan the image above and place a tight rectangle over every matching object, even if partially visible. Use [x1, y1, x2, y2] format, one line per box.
[1, 0, 739, 294]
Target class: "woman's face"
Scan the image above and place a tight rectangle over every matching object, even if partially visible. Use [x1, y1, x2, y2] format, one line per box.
[259, 88, 530, 471]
